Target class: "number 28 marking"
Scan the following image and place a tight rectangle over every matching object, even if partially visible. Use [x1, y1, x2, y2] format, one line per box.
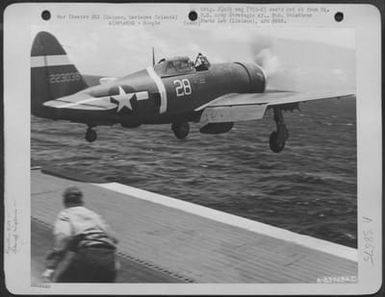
[174, 79, 192, 97]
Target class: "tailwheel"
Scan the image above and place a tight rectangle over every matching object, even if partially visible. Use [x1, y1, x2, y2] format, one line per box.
[85, 127, 97, 142]
[171, 122, 190, 139]
[269, 107, 289, 153]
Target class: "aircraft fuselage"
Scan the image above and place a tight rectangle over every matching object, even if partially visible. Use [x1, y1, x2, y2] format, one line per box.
[44, 62, 266, 127]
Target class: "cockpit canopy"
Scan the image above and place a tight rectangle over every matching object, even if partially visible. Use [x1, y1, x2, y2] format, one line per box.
[194, 53, 211, 71]
[154, 54, 210, 77]
[155, 56, 195, 77]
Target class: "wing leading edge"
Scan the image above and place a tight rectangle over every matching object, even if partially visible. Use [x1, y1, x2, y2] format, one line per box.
[196, 90, 355, 125]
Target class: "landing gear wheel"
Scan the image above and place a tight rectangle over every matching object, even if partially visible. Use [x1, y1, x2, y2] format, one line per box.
[172, 122, 190, 139]
[85, 128, 97, 142]
[269, 131, 285, 153]
[269, 107, 289, 153]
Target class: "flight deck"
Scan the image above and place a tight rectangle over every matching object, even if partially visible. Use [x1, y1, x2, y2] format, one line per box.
[31, 168, 358, 283]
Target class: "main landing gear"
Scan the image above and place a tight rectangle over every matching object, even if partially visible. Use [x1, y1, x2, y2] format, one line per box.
[269, 107, 289, 153]
[85, 127, 97, 142]
[172, 122, 190, 139]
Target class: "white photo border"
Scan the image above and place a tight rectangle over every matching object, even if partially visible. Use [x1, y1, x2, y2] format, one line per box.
[3, 2, 382, 295]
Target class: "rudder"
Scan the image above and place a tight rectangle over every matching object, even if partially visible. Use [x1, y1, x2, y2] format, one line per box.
[31, 31, 88, 117]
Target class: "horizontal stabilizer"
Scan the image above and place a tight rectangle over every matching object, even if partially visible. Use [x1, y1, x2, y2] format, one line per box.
[99, 77, 118, 85]
[43, 93, 117, 111]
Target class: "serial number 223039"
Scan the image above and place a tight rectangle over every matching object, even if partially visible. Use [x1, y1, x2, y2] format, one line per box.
[49, 72, 82, 84]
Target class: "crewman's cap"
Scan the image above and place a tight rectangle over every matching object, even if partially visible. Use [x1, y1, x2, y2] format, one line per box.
[63, 186, 83, 205]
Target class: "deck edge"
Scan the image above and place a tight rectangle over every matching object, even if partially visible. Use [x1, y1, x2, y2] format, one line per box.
[96, 182, 358, 263]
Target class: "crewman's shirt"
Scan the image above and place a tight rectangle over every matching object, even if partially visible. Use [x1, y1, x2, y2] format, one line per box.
[46, 206, 117, 269]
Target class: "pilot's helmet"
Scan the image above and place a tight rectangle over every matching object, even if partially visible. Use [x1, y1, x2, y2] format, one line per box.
[63, 186, 83, 206]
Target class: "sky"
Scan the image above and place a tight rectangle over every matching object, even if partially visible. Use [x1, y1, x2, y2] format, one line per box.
[31, 25, 355, 92]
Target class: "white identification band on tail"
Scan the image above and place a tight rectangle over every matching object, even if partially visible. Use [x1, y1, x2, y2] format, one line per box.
[146, 67, 167, 114]
[31, 54, 71, 68]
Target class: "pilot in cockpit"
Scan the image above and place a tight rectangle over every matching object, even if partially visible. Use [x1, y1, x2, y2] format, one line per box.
[194, 53, 210, 71]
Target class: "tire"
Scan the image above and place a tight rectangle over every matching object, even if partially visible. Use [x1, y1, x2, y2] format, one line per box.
[85, 129, 97, 142]
[269, 131, 285, 153]
[172, 122, 189, 139]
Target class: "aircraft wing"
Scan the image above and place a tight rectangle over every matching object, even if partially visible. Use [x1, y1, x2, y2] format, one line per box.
[196, 90, 355, 125]
[43, 92, 117, 111]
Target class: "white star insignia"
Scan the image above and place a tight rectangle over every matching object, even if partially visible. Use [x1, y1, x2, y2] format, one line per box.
[111, 86, 135, 112]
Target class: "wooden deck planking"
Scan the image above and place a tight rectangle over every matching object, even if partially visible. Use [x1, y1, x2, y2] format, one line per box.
[31, 169, 357, 283]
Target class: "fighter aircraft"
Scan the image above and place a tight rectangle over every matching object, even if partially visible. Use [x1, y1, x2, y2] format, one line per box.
[31, 31, 354, 152]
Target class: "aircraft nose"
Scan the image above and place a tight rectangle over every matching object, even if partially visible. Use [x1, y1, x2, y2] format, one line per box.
[243, 64, 266, 93]
[255, 64, 267, 92]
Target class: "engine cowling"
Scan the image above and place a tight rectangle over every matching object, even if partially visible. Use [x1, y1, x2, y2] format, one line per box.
[234, 62, 266, 93]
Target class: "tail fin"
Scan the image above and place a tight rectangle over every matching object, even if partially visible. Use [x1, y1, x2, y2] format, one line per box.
[31, 31, 88, 117]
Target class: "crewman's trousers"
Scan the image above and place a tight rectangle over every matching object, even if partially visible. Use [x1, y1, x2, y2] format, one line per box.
[55, 247, 117, 282]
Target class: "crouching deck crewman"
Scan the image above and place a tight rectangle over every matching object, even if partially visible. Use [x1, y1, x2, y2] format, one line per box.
[42, 186, 119, 282]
